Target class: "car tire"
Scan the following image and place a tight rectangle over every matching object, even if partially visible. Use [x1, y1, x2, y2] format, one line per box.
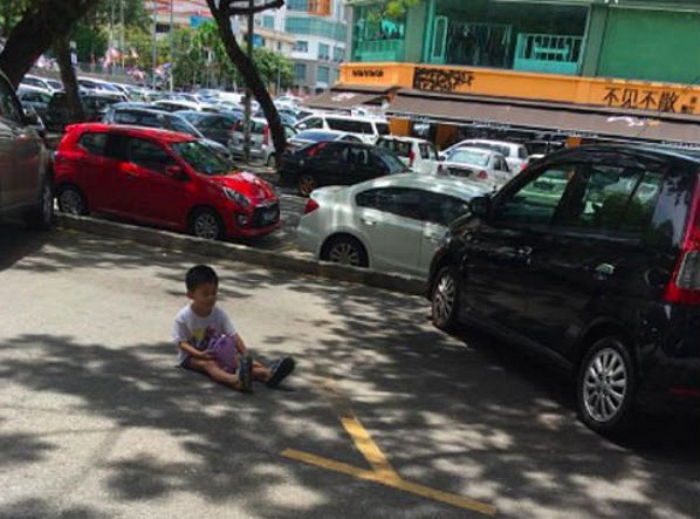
[189, 208, 224, 240]
[297, 173, 318, 197]
[25, 176, 54, 230]
[321, 235, 368, 268]
[57, 185, 88, 215]
[266, 154, 277, 168]
[431, 266, 459, 331]
[577, 336, 637, 435]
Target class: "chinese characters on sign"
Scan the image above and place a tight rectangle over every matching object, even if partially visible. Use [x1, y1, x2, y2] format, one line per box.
[413, 68, 475, 93]
[602, 86, 697, 114]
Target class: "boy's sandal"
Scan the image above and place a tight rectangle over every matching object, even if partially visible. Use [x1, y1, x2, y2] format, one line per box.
[266, 357, 295, 388]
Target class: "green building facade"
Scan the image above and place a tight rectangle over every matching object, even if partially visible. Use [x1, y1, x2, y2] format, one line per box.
[349, 0, 700, 84]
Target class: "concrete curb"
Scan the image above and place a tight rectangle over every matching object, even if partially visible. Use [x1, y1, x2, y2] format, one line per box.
[55, 214, 427, 296]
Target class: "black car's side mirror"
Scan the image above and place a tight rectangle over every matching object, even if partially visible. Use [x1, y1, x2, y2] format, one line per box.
[470, 196, 491, 218]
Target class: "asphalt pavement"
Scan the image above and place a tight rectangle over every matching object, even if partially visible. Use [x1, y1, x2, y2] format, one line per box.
[0, 222, 698, 518]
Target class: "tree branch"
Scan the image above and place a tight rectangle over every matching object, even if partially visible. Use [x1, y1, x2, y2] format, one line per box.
[228, 0, 285, 15]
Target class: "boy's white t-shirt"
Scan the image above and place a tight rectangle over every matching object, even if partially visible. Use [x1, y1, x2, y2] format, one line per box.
[172, 304, 236, 365]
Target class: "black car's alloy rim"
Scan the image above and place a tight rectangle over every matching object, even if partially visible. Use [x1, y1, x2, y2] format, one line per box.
[433, 272, 455, 324]
[298, 176, 316, 195]
[582, 347, 628, 423]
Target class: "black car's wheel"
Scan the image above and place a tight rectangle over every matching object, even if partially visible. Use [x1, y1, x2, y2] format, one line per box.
[431, 266, 459, 331]
[577, 336, 637, 434]
[25, 176, 54, 230]
[189, 208, 224, 240]
[321, 235, 368, 268]
[297, 173, 318, 197]
[57, 185, 88, 215]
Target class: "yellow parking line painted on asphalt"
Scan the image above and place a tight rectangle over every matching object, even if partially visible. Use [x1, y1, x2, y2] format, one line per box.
[340, 415, 400, 481]
[281, 448, 497, 516]
[280, 376, 497, 515]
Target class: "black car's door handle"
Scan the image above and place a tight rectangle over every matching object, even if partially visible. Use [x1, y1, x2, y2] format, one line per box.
[589, 262, 616, 281]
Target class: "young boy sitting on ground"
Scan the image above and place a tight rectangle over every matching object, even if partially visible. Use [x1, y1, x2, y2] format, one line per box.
[173, 264, 295, 392]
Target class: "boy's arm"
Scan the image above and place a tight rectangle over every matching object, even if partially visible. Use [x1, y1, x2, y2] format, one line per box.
[178, 341, 213, 360]
[234, 333, 249, 355]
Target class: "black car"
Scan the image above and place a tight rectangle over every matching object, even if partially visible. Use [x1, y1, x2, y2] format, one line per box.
[279, 141, 408, 196]
[427, 144, 700, 434]
[45, 92, 125, 131]
[177, 110, 240, 147]
[102, 106, 233, 161]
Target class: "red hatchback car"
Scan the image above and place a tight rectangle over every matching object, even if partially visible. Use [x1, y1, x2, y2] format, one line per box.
[54, 123, 280, 239]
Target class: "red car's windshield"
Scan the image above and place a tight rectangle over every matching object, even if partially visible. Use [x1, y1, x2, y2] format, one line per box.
[171, 140, 231, 176]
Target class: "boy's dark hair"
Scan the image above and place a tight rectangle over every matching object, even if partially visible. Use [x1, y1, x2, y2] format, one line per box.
[186, 265, 218, 291]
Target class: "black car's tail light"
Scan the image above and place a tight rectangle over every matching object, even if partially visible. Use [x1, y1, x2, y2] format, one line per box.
[665, 178, 700, 305]
[306, 142, 327, 157]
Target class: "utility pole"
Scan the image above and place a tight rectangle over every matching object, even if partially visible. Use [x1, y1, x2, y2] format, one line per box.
[243, 0, 254, 163]
[120, 0, 125, 73]
[169, 0, 175, 92]
[151, 0, 158, 90]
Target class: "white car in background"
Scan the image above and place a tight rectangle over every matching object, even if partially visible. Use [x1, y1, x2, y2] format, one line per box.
[294, 113, 390, 144]
[441, 139, 529, 173]
[20, 74, 62, 93]
[296, 174, 488, 279]
[376, 136, 439, 175]
[438, 146, 512, 189]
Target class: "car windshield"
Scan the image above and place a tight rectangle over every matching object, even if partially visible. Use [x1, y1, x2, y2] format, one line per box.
[375, 148, 407, 172]
[448, 149, 490, 167]
[469, 142, 511, 157]
[172, 140, 231, 176]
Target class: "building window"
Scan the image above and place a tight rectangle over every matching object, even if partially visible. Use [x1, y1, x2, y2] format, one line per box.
[317, 66, 330, 84]
[293, 40, 309, 52]
[262, 15, 275, 29]
[287, 0, 308, 11]
[318, 43, 330, 60]
[294, 63, 307, 81]
[333, 46, 345, 62]
[332, 68, 340, 82]
[286, 16, 348, 42]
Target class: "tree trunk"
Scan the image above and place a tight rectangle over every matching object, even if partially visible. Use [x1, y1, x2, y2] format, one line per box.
[54, 36, 85, 123]
[206, 1, 286, 157]
[0, 0, 100, 88]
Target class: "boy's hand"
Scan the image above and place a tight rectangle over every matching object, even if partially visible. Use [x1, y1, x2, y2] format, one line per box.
[198, 351, 214, 361]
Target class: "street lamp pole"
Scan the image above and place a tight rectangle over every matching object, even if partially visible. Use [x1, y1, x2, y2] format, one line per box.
[169, 0, 174, 92]
[151, 0, 158, 90]
[243, 0, 254, 163]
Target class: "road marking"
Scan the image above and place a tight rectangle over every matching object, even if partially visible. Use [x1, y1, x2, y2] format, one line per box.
[281, 449, 496, 515]
[281, 377, 497, 515]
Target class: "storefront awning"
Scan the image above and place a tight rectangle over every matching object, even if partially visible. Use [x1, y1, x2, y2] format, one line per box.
[303, 84, 395, 111]
[387, 89, 700, 146]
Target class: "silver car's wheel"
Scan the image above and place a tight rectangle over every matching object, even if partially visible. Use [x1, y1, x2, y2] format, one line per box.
[431, 266, 458, 330]
[25, 179, 54, 230]
[57, 186, 87, 215]
[577, 337, 636, 434]
[322, 236, 368, 268]
[266, 154, 277, 168]
[190, 210, 223, 240]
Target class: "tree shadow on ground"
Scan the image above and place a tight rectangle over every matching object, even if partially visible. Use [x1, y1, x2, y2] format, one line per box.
[0, 227, 698, 518]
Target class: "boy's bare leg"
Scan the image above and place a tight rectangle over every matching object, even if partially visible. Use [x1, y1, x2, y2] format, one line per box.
[189, 358, 243, 391]
[251, 360, 271, 383]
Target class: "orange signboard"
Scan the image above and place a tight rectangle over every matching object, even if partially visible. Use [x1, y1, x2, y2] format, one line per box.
[340, 62, 700, 116]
